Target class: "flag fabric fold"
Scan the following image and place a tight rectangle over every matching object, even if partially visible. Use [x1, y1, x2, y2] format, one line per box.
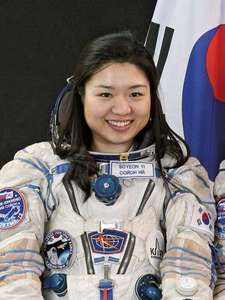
[147, 0, 225, 181]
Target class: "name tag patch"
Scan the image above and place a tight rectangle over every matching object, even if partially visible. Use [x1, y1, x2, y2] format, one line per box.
[43, 230, 74, 270]
[88, 229, 127, 254]
[110, 162, 154, 179]
[0, 187, 26, 230]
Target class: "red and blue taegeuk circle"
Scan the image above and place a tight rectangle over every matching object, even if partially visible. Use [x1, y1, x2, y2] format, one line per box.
[182, 25, 225, 180]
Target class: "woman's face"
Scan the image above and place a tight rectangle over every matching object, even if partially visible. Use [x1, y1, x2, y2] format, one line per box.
[83, 62, 151, 153]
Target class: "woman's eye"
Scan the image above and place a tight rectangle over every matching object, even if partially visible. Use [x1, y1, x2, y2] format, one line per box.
[130, 92, 143, 97]
[99, 92, 111, 98]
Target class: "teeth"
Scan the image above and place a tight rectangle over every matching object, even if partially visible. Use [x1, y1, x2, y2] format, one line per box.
[108, 120, 131, 127]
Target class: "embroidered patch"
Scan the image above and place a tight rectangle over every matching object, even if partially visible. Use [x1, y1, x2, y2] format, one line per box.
[185, 203, 214, 239]
[202, 211, 210, 225]
[43, 230, 73, 270]
[0, 187, 26, 230]
[197, 206, 212, 230]
[110, 162, 155, 179]
[146, 231, 165, 271]
[215, 198, 225, 239]
[149, 238, 164, 260]
[88, 229, 127, 254]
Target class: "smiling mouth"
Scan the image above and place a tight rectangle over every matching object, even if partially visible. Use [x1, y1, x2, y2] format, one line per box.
[107, 120, 132, 127]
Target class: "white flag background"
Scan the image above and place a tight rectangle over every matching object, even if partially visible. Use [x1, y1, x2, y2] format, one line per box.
[146, 0, 225, 180]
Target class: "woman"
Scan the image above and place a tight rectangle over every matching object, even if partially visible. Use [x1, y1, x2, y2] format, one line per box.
[0, 31, 216, 299]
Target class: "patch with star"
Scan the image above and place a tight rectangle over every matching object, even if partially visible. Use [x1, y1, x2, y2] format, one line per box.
[88, 229, 127, 254]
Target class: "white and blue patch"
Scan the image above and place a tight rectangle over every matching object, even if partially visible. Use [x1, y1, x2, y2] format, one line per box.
[186, 203, 214, 239]
[110, 162, 155, 179]
[196, 206, 213, 231]
[0, 187, 26, 230]
[43, 230, 74, 270]
[88, 229, 127, 254]
[216, 198, 225, 239]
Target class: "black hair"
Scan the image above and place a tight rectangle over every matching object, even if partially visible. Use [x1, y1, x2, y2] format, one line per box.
[53, 31, 190, 200]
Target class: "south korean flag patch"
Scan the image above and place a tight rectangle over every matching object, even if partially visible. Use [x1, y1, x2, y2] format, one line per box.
[185, 202, 214, 239]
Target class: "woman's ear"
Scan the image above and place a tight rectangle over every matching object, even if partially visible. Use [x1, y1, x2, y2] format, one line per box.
[77, 86, 84, 97]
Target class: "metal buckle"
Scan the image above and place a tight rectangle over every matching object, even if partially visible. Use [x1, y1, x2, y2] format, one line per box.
[100, 221, 117, 232]
[120, 153, 129, 161]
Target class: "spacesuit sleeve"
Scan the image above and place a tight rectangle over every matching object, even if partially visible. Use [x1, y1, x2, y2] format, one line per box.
[213, 160, 225, 300]
[0, 145, 50, 300]
[160, 157, 216, 300]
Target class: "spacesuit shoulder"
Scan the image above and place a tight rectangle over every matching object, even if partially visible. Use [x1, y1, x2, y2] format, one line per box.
[167, 157, 210, 193]
[165, 156, 216, 220]
[0, 141, 63, 187]
[14, 141, 59, 165]
[214, 159, 225, 199]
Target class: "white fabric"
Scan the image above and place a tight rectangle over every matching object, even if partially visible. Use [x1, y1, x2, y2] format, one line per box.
[0, 142, 216, 299]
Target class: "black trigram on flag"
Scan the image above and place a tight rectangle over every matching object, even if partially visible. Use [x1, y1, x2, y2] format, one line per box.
[144, 21, 174, 80]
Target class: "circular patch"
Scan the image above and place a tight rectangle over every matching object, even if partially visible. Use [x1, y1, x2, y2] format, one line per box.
[43, 230, 74, 270]
[0, 187, 26, 230]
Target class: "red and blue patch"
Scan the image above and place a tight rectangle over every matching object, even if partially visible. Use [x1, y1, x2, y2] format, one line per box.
[88, 229, 127, 254]
[0, 187, 26, 230]
[216, 198, 225, 239]
[202, 211, 210, 225]
[197, 206, 212, 230]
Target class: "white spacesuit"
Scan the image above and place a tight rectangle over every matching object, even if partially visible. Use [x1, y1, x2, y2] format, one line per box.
[213, 160, 225, 300]
[0, 142, 216, 300]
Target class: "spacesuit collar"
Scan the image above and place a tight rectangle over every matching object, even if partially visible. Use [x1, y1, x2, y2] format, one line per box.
[89, 144, 155, 162]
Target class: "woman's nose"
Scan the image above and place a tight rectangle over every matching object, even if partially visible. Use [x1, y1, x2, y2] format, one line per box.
[111, 96, 132, 115]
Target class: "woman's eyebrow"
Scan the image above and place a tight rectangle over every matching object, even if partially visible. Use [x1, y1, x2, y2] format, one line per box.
[94, 84, 148, 89]
[129, 84, 148, 89]
[94, 85, 114, 89]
